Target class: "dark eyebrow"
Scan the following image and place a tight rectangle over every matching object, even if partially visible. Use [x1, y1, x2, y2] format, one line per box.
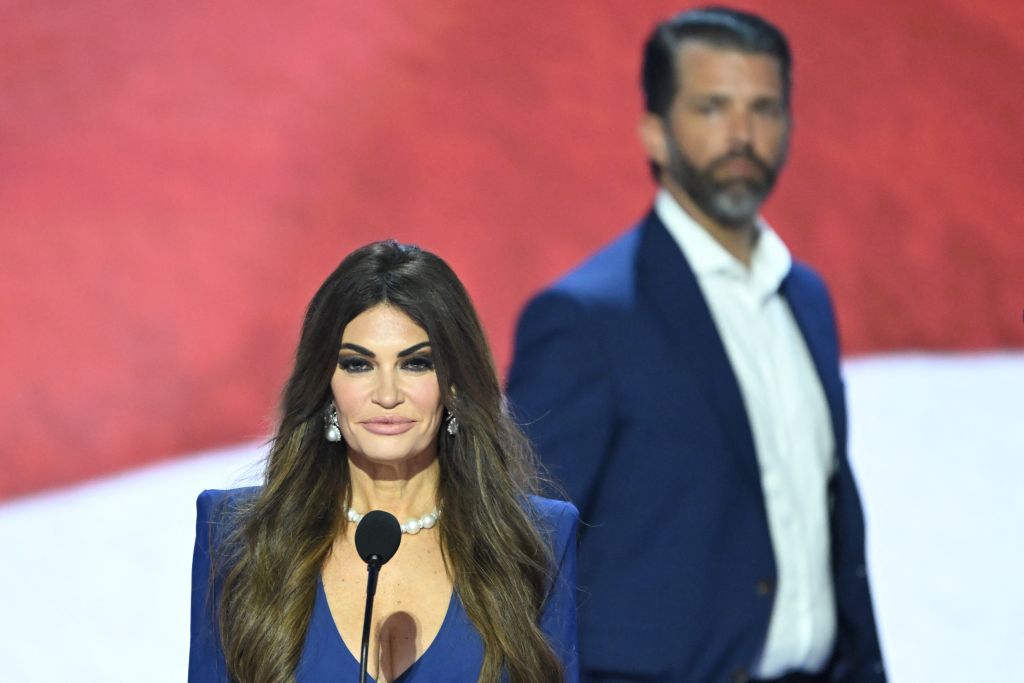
[338, 341, 431, 358]
[689, 93, 730, 102]
[339, 343, 375, 357]
[397, 342, 431, 357]
[752, 94, 783, 105]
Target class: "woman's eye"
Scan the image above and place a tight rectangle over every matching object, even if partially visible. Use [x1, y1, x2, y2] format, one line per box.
[403, 356, 435, 372]
[338, 357, 372, 373]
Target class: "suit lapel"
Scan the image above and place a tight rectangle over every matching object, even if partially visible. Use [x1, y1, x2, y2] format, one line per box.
[634, 212, 761, 485]
[780, 271, 847, 455]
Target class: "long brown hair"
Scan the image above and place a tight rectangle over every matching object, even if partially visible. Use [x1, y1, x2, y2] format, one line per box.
[216, 240, 562, 682]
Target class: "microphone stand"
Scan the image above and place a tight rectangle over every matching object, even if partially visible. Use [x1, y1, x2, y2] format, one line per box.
[352, 509, 401, 683]
[358, 555, 383, 683]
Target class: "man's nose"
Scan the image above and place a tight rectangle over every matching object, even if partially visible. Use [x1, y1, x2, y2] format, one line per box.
[728, 109, 755, 146]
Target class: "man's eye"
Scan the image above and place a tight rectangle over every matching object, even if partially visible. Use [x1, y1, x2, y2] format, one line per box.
[403, 356, 435, 372]
[338, 357, 372, 373]
[754, 102, 783, 117]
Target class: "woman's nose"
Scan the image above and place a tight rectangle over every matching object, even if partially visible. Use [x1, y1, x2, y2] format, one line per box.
[372, 369, 403, 407]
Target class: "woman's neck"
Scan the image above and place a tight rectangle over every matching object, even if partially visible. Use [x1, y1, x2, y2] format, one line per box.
[346, 450, 440, 519]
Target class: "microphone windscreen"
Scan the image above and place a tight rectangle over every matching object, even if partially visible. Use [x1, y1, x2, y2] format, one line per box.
[354, 510, 402, 564]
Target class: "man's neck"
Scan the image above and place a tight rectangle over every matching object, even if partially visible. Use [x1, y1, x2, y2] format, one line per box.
[662, 182, 758, 267]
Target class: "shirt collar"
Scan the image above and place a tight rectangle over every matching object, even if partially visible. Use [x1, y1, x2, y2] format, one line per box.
[654, 188, 792, 299]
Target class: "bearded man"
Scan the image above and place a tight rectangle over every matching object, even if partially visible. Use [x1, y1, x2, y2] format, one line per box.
[507, 7, 887, 683]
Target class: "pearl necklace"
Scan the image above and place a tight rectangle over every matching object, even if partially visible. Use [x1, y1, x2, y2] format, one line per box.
[345, 506, 440, 535]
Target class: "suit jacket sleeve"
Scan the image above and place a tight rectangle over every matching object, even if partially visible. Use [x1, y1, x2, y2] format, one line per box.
[507, 290, 615, 516]
[188, 490, 232, 683]
[538, 499, 581, 683]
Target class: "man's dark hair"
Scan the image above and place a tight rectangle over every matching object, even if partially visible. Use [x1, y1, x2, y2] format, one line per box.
[641, 6, 792, 118]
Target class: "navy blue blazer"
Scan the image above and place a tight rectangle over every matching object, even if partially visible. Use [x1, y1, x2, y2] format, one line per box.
[188, 488, 580, 682]
[507, 212, 885, 682]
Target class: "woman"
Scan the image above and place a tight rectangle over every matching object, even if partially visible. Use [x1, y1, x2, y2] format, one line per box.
[188, 240, 578, 683]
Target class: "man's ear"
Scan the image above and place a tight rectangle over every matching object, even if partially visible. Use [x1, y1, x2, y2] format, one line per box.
[638, 112, 670, 168]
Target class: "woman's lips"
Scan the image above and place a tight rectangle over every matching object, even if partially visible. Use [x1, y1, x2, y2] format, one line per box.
[361, 417, 415, 435]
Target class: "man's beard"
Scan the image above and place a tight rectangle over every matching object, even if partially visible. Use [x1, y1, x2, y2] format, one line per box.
[665, 136, 783, 228]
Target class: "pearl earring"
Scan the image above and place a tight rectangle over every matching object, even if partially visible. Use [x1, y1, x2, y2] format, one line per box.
[324, 402, 341, 442]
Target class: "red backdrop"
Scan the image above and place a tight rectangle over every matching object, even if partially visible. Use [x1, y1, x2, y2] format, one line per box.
[2, 0, 1022, 499]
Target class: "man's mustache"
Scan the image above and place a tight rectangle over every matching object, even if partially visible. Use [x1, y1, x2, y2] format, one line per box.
[708, 149, 774, 178]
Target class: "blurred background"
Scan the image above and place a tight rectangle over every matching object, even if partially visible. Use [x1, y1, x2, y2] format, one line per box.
[1, 1, 1021, 681]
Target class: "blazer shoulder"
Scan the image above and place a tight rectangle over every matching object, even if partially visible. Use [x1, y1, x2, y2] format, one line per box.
[542, 225, 645, 302]
[196, 486, 260, 528]
[527, 495, 580, 535]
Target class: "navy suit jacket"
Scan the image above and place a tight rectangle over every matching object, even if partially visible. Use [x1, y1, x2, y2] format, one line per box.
[506, 212, 886, 682]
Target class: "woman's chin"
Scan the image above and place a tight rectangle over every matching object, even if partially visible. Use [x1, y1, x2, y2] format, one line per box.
[347, 442, 438, 470]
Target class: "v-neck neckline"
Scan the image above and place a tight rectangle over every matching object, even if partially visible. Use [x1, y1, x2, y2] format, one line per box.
[316, 575, 457, 683]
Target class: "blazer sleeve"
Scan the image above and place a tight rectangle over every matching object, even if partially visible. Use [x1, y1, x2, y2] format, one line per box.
[538, 499, 581, 683]
[507, 290, 615, 516]
[188, 490, 232, 683]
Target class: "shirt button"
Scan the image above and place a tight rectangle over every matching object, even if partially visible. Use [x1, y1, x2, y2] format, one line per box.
[731, 667, 750, 683]
[756, 578, 775, 596]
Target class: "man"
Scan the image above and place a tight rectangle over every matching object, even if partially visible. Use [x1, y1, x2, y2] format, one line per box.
[507, 7, 886, 683]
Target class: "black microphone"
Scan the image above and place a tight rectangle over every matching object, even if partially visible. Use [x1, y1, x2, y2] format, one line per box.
[354, 510, 402, 683]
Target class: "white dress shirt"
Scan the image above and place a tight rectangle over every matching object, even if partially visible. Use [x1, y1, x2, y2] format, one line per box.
[655, 189, 838, 677]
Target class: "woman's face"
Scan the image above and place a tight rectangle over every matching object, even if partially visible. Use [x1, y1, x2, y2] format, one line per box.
[330, 304, 444, 467]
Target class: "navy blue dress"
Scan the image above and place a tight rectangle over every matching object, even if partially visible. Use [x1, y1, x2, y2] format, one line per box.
[188, 488, 579, 682]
